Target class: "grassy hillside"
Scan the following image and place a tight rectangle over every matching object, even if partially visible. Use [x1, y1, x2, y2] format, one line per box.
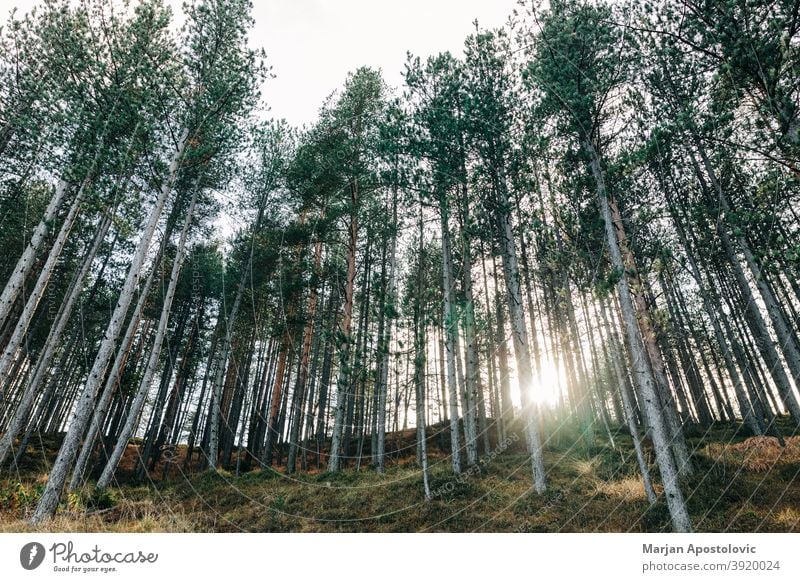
[2, 421, 799, 532]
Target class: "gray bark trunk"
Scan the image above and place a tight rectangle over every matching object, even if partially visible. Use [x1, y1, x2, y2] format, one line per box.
[69, 255, 158, 490]
[696, 144, 800, 414]
[688, 145, 800, 425]
[208, 255, 247, 470]
[599, 298, 657, 505]
[327, 178, 359, 473]
[439, 197, 463, 473]
[96, 190, 198, 488]
[0, 179, 69, 331]
[376, 199, 397, 473]
[587, 140, 692, 532]
[415, 209, 432, 500]
[0, 212, 111, 468]
[31, 128, 188, 523]
[494, 173, 546, 494]
[0, 174, 91, 382]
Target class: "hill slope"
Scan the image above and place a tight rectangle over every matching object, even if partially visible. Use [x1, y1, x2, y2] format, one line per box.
[1, 421, 799, 532]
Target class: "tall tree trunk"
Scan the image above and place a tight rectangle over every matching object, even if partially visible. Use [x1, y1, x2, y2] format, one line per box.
[0, 212, 112, 468]
[327, 178, 359, 473]
[438, 191, 464, 473]
[593, 169, 693, 476]
[210, 260, 248, 469]
[315, 290, 337, 469]
[67, 256, 159, 490]
[686, 146, 800, 426]
[0, 180, 70, 331]
[0, 172, 94, 382]
[598, 298, 657, 505]
[31, 128, 188, 523]
[661, 167, 765, 434]
[414, 206, 432, 501]
[96, 189, 198, 489]
[493, 173, 547, 494]
[586, 139, 692, 532]
[287, 237, 323, 474]
[376, 195, 397, 472]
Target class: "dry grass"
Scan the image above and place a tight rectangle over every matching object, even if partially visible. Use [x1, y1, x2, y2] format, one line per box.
[593, 476, 649, 501]
[772, 507, 800, 530]
[703, 436, 800, 472]
[1, 423, 798, 532]
[568, 457, 602, 477]
[0, 499, 196, 533]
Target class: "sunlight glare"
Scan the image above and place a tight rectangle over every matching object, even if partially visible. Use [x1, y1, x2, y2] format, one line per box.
[512, 359, 562, 409]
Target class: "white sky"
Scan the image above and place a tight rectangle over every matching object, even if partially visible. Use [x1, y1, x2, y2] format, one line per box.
[2, 0, 520, 127]
[253, 0, 519, 126]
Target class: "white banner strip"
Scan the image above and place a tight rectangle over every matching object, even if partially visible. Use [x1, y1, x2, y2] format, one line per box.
[1, 533, 798, 581]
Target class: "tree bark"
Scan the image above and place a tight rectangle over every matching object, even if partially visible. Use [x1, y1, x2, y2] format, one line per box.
[327, 177, 359, 473]
[586, 139, 692, 532]
[0, 212, 112, 468]
[31, 128, 188, 523]
[0, 179, 70, 331]
[96, 188, 198, 488]
[493, 172, 547, 494]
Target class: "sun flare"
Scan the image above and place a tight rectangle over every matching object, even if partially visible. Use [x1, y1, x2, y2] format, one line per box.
[512, 359, 563, 409]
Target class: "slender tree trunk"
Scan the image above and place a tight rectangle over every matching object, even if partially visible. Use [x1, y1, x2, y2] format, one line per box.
[438, 192, 463, 473]
[0, 172, 95, 382]
[327, 178, 359, 473]
[31, 129, 188, 523]
[315, 292, 337, 469]
[210, 261, 248, 469]
[0, 212, 112, 468]
[68, 260, 159, 490]
[287, 238, 323, 474]
[96, 189, 198, 489]
[661, 167, 766, 433]
[686, 146, 800, 425]
[493, 173, 547, 494]
[414, 206, 432, 501]
[586, 139, 691, 532]
[598, 298, 657, 505]
[376, 195, 397, 472]
[0, 180, 70, 331]
[596, 175, 693, 476]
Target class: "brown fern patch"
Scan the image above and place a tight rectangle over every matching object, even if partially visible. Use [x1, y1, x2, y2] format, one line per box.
[704, 436, 800, 472]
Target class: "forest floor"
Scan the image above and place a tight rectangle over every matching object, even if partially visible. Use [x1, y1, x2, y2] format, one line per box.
[1, 419, 799, 532]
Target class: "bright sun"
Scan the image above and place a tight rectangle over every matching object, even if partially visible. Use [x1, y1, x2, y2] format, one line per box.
[512, 359, 563, 409]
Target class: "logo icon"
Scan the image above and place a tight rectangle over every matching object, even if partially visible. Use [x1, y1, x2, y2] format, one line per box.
[20, 542, 45, 570]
